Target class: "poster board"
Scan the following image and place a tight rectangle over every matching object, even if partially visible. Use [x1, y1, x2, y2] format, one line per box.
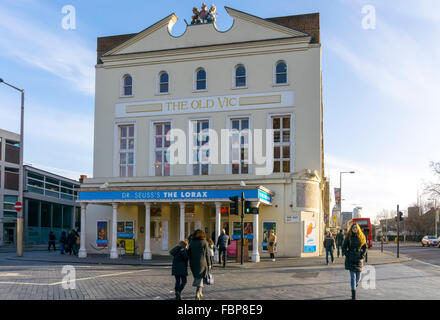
[304, 221, 317, 253]
[117, 221, 135, 239]
[96, 220, 108, 247]
[117, 238, 135, 254]
[232, 222, 254, 240]
[262, 221, 277, 252]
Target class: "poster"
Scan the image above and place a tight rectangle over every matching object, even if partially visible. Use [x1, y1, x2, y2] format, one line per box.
[304, 221, 317, 253]
[232, 222, 254, 240]
[96, 220, 108, 247]
[262, 221, 277, 252]
[117, 238, 135, 254]
[117, 221, 135, 239]
[227, 239, 237, 256]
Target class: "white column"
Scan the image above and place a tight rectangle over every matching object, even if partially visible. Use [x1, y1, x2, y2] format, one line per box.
[179, 203, 185, 241]
[252, 208, 260, 263]
[78, 202, 87, 258]
[143, 202, 152, 260]
[110, 203, 118, 259]
[214, 202, 221, 261]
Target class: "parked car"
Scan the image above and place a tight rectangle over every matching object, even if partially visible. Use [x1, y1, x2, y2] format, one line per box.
[421, 235, 438, 247]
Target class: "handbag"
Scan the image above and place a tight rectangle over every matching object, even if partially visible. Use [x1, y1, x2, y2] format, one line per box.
[269, 241, 274, 246]
[203, 271, 214, 285]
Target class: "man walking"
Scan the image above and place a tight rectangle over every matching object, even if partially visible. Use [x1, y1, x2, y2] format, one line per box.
[323, 231, 336, 265]
[216, 229, 230, 268]
[336, 229, 344, 257]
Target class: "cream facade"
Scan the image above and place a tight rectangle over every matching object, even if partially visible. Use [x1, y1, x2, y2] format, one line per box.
[79, 7, 325, 260]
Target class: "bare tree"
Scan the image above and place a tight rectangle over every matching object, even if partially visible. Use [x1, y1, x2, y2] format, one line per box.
[424, 161, 440, 199]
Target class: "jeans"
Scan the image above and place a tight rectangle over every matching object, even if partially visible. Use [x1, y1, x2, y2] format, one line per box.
[48, 241, 56, 251]
[270, 253, 275, 259]
[174, 275, 187, 292]
[218, 248, 227, 267]
[325, 248, 334, 264]
[60, 243, 65, 254]
[337, 246, 342, 257]
[350, 271, 361, 291]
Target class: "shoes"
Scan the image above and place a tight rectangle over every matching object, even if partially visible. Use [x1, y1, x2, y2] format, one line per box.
[351, 290, 356, 300]
[272, 259, 276, 262]
[326, 262, 329, 265]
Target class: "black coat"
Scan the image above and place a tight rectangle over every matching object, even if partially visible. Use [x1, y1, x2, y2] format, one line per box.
[342, 234, 367, 272]
[67, 233, 76, 247]
[188, 239, 211, 279]
[170, 246, 189, 276]
[323, 236, 335, 250]
[336, 233, 344, 246]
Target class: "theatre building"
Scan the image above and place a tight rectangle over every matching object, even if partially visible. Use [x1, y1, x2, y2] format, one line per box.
[79, 7, 326, 261]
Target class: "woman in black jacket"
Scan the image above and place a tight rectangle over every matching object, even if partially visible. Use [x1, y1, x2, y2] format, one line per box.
[169, 240, 189, 300]
[188, 230, 211, 300]
[342, 223, 367, 300]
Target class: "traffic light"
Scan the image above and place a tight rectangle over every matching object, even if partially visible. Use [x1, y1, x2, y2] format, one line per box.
[244, 201, 252, 214]
[229, 196, 239, 215]
[398, 211, 404, 222]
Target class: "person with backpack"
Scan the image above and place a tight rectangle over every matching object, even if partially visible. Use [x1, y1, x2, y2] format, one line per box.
[342, 222, 367, 300]
[216, 229, 230, 267]
[169, 240, 189, 300]
[323, 231, 336, 265]
[336, 229, 345, 257]
[59, 231, 67, 255]
[48, 231, 56, 252]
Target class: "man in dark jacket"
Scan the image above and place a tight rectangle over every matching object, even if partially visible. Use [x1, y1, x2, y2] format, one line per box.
[323, 231, 336, 265]
[336, 230, 344, 257]
[48, 231, 56, 251]
[170, 240, 189, 300]
[66, 230, 76, 255]
[216, 229, 230, 267]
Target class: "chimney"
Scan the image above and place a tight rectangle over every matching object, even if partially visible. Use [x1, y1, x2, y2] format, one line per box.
[79, 175, 88, 183]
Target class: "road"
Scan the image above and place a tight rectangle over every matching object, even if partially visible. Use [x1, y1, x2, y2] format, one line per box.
[0, 250, 439, 300]
[376, 241, 440, 266]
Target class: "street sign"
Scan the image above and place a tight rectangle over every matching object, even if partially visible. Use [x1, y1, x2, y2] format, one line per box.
[14, 202, 22, 212]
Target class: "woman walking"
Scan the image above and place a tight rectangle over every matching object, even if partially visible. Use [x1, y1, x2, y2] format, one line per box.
[267, 230, 277, 261]
[207, 238, 215, 268]
[187, 230, 211, 300]
[169, 240, 189, 300]
[342, 222, 367, 300]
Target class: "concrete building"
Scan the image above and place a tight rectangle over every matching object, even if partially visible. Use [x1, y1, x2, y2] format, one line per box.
[353, 206, 362, 219]
[79, 7, 326, 260]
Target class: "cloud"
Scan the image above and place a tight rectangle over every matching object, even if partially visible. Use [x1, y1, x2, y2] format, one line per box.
[0, 5, 95, 95]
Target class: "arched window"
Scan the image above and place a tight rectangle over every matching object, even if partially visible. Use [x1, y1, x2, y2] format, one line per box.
[275, 61, 287, 84]
[235, 65, 246, 88]
[196, 68, 207, 90]
[159, 72, 169, 93]
[123, 75, 132, 96]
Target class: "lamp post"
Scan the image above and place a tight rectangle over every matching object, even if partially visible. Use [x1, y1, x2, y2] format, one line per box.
[428, 198, 438, 238]
[339, 171, 355, 227]
[0, 78, 24, 257]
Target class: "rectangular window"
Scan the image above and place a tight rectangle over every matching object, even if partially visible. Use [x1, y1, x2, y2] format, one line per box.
[191, 120, 210, 175]
[273, 116, 291, 173]
[63, 206, 73, 229]
[153, 122, 171, 176]
[119, 124, 135, 177]
[230, 118, 250, 174]
[28, 200, 40, 227]
[3, 195, 18, 218]
[41, 202, 51, 228]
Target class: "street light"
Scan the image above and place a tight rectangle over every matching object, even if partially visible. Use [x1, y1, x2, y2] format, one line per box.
[0, 78, 24, 257]
[340, 171, 355, 226]
[428, 198, 438, 238]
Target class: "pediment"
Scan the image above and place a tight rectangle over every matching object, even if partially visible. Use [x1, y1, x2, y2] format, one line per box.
[103, 7, 310, 56]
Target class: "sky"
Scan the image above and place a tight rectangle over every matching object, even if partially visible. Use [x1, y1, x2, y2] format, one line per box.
[0, 0, 439, 221]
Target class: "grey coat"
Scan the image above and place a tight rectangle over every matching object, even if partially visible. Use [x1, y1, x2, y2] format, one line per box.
[188, 238, 211, 279]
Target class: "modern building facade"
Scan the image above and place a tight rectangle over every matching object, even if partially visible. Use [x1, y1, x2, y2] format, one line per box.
[79, 7, 326, 260]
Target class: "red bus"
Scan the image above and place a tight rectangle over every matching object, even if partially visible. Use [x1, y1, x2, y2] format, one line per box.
[348, 218, 373, 249]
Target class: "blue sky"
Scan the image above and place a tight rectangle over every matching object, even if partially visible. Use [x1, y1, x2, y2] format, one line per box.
[0, 0, 439, 220]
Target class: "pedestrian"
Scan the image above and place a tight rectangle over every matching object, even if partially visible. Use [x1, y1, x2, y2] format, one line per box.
[267, 230, 277, 261]
[207, 238, 215, 268]
[336, 229, 344, 257]
[342, 222, 367, 300]
[216, 229, 230, 267]
[48, 231, 56, 252]
[60, 231, 67, 255]
[73, 230, 80, 255]
[323, 231, 336, 265]
[66, 230, 75, 255]
[169, 240, 189, 300]
[187, 229, 211, 300]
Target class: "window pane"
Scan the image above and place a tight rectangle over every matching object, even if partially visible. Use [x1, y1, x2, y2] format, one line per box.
[273, 161, 280, 173]
[155, 151, 163, 163]
[197, 69, 206, 80]
[236, 66, 245, 77]
[242, 119, 249, 129]
[28, 200, 39, 227]
[155, 165, 162, 176]
[124, 76, 132, 86]
[164, 124, 171, 135]
[124, 86, 132, 96]
[128, 153, 134, 165]
[156, 124, 162, 135]
[193, 164, 200, 175]
[274, 131, 280, 143]
[274, 147, 280, 159]
[197, 80, 206, 90]
[120, 166, 126, 177]
[276, 74, 287, 84]
[156, 137, 162, 148]
[120, 138, 127, 150]
[283, 146, 290, 158]
[241, 163, 248, 174]
[41, 202, 51, 227]
[128, 126, 134, 137]
[241, 148, 248, 161]
[282, 131, 290, 142]
[283, 161, 290, 173]
[232, 164, 239, 174]
[201, 164, 209, 175]
[202, 121, 209, 130]
[160, 73, 168, 83]
[236, 76, 246, 87]
[120, 127, 127, 138]
[276, 62, 287, 74]
[164, 164, 170, 176]
[282, 117, 290, 129]
[232, 120, 240, 130]
[273, 118, 280, 129]
[120, 153, 127, 165]
[128, 139, 134, 149]
[160, 83, 168, 93]
[53, 204, 62, 228]
[127, 166, 134, 177]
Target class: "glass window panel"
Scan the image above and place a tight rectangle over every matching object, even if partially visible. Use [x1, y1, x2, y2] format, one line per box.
[241, 163, 248, 174]
[41, 202, 51, 227]
[128, 153, 134, 165]
[197, 80, 206, 90]
[276, 74, 287, 84]
[273, 161, 280, 173]
[120, 166, 126, 177]
[282, 117, 290, 129]
[273, 118, 280, 129]
[193, 164, 200, 175]
[274, 131, 280, 143]
[124, 87, 132, 96]
[124, 76, 132, 86]
[120, 139, 127, 150]
[274, 147, 280, 159]
[283, 161, 290, 173]
[202, 121, 209, 130]
[242, 119, 249, 129]
[164, 138, 170, 148]
[120, 153, 127, 165]
[160, 73, 168, 83]
[236, 66, 245, 77]
[128, 126, 134, 137]
[241, 148, 248, 161]
[283, 146, 290, 159]
[28, 200, 39, 227]
[120, 126, 127, 138]
[46, 177, 59, 185]
[196, 122, 200, 133]
[232, 132, 240, 145]
[232, 148, 240, 162]
[53, 204, 62, 228]
[282, 131, 290, 143]
[155, 151, 163, 163]
[276, 62, 287, 74]
[164, 164, 170, 176]
[201, 164, 209, 175]
[127, 166, 134, 177]
[155, 165, 162, 176]
[241, 131, 249, 145]
[128, 139, 134, 149]
[197, 69, 206, 80]
[156, 137, 162, 148]
[232, 164, 239, 174]
[63, 206, 73, 229]
[164, 124, 171, 135]
[160, 83, 168, 93]
[232, 120, 240, 130]
[236, 76, 246, 87]
[156, 124, 162, 135]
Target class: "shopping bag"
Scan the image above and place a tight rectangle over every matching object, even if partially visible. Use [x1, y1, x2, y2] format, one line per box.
[203, 272, 214, 285]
